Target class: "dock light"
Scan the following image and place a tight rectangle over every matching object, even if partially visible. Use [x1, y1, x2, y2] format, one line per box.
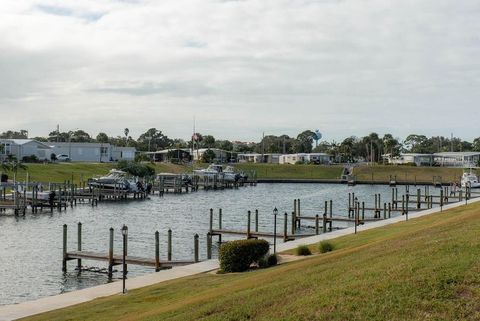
[273, 207, 278, 254]
[122, 225, 128, 294]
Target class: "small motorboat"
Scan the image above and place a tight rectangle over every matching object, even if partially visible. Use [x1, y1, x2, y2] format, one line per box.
[193, 164, 246, 182]
[461, 169, 480, 188]
[88, 170, 140, 192]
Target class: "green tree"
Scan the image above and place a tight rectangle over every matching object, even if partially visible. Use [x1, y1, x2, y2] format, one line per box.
[473, 137, 480, 151]
[96, 133, 110, 143]
[0, 130, 28, 139]
[201, 149, 216, 163]
[295, 130, 315, 153]
[202, 135, 216, 148]
[137, 128, 172, 151]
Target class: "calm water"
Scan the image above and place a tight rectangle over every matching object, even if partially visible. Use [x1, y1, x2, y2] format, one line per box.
[0, 183, 413, 305]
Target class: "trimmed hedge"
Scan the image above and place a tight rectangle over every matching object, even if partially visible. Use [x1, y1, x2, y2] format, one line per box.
[219, 239, 270, 272]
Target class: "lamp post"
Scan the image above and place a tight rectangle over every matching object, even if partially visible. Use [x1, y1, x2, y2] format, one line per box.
[273, 207, 278, 254]
[122, 225, 128, 294]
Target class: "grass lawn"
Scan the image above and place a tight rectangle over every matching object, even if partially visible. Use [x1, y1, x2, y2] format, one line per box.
[352, 165, 476, 183]
[9, 163, 190, 184]
[235, 163, 344, 179]
[23, 202, 480, 321]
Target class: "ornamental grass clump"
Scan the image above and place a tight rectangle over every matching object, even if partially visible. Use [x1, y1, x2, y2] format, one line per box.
[319, 241, 334, 253]
[219, 239, 269, 272]
[295, 244, 312, 256]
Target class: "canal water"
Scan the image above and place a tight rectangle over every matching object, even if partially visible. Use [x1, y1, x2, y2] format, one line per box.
[0, 183, 413, 305]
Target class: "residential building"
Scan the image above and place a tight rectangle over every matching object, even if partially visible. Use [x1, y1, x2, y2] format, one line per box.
[0, 139, 52, 161]
[433, 152, 480, 167]
[50, 143, 136, 162]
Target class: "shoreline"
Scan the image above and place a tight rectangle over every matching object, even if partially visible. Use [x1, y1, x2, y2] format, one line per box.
[1, 194, 479, 320]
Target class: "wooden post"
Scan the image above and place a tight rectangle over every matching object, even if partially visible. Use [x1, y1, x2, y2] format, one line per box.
[283, 212, 288, 242]
[209, 208, 213, 235]
[207, 232, 212, 259]
[417, 188, 421, 209]
[218, 208, 222, 243]
[402, 195, 405, 215]
[77, 222, 82, 271]
[62, 224, 67, 272]
[388, 202, 391, 218]
[247, 210, 251, 239]
[108, 227, 114, 278]
[155, 231, 160, 272]
[255, 209, 259, 233]
[383, 203, 387, 219]
[322, 213, 327, 233]
[315, 214, 319, 235]
[440, 189, 444, 208]
[361, 201, 365, 220]
[297, 198, 301, 217]
[168, 229, 172, 261]
[293, 199, 297, 218]
[291, 211, 295, 235]
[194, 234, 199, 263]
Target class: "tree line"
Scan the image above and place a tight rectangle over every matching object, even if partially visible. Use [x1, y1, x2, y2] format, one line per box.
[1, 129, 479, 162]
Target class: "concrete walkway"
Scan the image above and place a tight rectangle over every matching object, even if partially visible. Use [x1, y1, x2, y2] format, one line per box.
[1, 197, 478, 321]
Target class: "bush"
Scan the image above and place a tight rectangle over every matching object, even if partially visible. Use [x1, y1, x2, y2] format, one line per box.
[219, 239, 270, 272]
[318, 241, 334, 253]
[267, 254, 278, 266]
[116, 160, 155, 178]
[295, 245, 312, 256]
[258, 254, 278, 268]
[22, 155, 39, 163]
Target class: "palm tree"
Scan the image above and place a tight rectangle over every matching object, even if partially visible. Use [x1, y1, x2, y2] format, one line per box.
[124, 128, 129, 146]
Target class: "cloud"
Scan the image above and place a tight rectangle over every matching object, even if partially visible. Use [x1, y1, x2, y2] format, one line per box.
[0, 0, 479, 141]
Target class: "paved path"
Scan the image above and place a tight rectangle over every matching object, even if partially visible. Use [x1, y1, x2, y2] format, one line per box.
[1, 197, 478, 321]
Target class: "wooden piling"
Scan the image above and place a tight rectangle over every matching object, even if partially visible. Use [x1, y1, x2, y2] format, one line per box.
[62, 224, 67, 272]
[283, 212, 288, 242]
[77, 222, 82, 271]
[108, 227, 114, 278]
[194, 234, 199, 263]
[247, 210, 251, 239]
[255, 209, 259, 233]
[315, 214, 319, 235]
[207, 232, 212, 259]
[168, 229, 172, 261]
[155, 231, 160, 271]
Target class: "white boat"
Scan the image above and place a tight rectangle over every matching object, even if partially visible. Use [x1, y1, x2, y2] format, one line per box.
[461, 169, 480, 188]
[88, 170, 140, 192]
[193, 164, 241, 182]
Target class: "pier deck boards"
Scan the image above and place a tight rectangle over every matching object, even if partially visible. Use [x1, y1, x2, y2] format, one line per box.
[66, 251, 193, 268]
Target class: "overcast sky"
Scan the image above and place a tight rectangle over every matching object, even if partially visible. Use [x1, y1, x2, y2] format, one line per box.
[0, 0, 479, 142]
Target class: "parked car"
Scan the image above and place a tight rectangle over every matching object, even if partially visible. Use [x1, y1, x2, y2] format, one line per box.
[56, 154, 70, 162]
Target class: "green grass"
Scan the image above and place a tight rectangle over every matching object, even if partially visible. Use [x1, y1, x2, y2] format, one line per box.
[8, 163, 190, 184]
[352, 165, 475, 183]
[235, 163, 343, 179]
[23, 202, 480, 321]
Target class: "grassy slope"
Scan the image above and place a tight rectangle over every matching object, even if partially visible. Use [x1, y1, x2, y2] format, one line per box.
[352, 165, 478, 183]
[24, 202, 480, 321]
[10, 163, 189, 184]
[236, 163, 343, 179]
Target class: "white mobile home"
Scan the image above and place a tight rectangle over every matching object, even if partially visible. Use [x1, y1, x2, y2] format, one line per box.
[386, 153, 433, 166]
[0, 139, 51, 161]
[433, 152, 480, 167]
[112, 146, 136, 161]
[51, 142, 111, 162]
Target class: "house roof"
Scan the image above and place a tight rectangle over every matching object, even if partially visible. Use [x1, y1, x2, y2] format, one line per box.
[0, 139, 51, 149]
[434, 152, 480, 157]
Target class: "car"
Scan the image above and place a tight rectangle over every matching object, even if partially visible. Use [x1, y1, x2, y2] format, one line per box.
[56, 154, 70, 162]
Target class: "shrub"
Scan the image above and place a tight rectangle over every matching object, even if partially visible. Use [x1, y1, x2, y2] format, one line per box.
[258, 254, 278, 268]
[22, 155, 38, 163]
[116, 160, 155, 178]
[219, 239, 269, 273]
[267, 254, 278, 266]
[258, 256, 269, 268]
[319, 241, 334, 253]
[295, 245, 312, 256]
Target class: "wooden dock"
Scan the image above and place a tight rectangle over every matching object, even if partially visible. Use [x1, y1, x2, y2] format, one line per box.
[62, 224, 200, 278]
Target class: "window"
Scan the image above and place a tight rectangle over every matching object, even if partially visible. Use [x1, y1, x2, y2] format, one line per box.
[100, 147, 108, 156]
